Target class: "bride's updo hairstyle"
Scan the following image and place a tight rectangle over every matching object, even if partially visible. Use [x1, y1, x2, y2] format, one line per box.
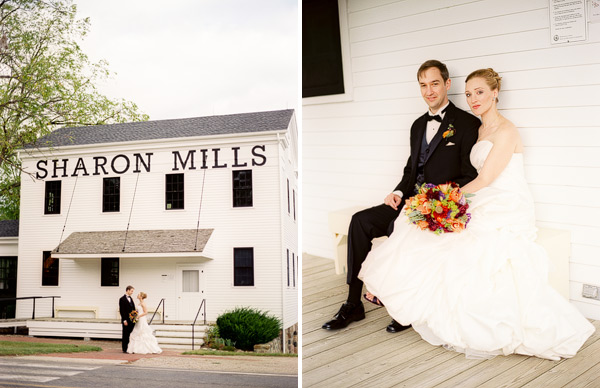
[465, 68, 502, 102]
[139, 292, 147, 299]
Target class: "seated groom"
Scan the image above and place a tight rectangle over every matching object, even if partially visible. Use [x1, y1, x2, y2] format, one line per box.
[322, 59, 481, 333]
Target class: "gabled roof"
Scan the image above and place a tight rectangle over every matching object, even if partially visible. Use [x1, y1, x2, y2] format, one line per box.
[28, 109, 294, 149]
[0, 220, 19, 237]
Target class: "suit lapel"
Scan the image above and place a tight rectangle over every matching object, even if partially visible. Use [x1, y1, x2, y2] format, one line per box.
[412, 115, 428, 169]
[424, 102, 455, 164]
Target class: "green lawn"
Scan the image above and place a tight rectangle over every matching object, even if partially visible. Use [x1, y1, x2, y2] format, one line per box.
[0, 341, 102, 356]
[183, 349, 297, 357]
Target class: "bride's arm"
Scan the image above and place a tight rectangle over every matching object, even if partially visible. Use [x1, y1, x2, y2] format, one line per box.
[461, 128, 518, 194]
[139, 302, 148, 317]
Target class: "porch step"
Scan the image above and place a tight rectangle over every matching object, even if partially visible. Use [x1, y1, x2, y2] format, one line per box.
[27, 319, 122, 339]
[151, 323, 208, 349]
[159, 343, 203, 350]
[0, 319, 28, 329]
[25, 319, 209, 346]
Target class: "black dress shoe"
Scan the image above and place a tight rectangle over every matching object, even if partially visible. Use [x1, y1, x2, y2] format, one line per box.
[322, 302, 365, 330]
[386, 319, 410, 333]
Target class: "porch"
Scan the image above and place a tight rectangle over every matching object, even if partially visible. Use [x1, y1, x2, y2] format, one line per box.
[302, 254, 600, 388]
[21, 317, 209, 350]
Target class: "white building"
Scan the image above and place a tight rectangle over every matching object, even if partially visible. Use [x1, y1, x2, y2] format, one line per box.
[14, 109, 298, 348]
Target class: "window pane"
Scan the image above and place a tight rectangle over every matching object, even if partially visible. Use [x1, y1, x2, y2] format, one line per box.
[182, 270, 199, 292]
[233, 170, 253, 207]
[42, 251, 59, 286]
[166, 173, 184, 210]
[292, 253, 296, 287]
[101, 257, 119, 287]
[44, 181, 61, 215]
[103, 178, 120, 212]
[233, 248, 254, 286]
[303, 0, 345, 97]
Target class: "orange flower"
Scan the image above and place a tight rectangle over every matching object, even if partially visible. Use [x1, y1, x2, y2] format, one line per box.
[438, 183, 451, 193]
[418, 202, 431, 214]
[418, 220, 428, 230]
[449, 188, 462, 203]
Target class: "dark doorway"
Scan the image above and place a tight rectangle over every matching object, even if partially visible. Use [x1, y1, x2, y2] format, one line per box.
[0, 256, 17, 318]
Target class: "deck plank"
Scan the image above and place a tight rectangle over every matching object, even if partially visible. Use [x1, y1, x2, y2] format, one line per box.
[301, 255, 600, 388]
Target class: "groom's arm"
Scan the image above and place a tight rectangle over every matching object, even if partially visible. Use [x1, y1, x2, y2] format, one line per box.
[392, 121, 419, 199]
[119, 298, 129, 322]
[393, 155, 413, 200]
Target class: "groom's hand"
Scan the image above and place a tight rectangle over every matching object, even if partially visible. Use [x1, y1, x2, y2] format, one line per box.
[384, 193, 402, 210]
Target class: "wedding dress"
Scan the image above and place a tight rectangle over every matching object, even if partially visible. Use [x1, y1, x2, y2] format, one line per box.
[127, 306, 162, 354]
[359, 140, 595, 360]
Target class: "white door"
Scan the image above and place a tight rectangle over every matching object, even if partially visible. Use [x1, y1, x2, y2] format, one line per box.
[176, 265, 206, 321]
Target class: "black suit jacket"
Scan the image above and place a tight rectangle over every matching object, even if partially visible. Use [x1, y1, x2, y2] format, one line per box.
[119, 294, 135, 324]
[394, 101, 480, 199]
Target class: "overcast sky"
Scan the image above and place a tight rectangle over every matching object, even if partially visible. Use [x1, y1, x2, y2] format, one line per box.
[75, 0, 298, 121]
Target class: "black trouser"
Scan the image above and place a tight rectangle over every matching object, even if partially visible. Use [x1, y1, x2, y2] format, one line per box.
[122, 321, 134, 352]
[346, 204, 401, 304]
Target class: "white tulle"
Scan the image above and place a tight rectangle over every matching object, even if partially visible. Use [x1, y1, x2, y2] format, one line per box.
[359, 140, 595, 360]
[127, 307, 162, 354]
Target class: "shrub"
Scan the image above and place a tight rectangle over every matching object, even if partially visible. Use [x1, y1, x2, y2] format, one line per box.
[205, 325, 220, 347]
[216, 307, 281, 351]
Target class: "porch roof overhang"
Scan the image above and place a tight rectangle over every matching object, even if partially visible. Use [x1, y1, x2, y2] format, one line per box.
[51, 229, 213, 259]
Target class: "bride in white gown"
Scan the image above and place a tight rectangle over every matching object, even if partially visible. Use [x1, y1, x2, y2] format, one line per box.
[358, 68, 594, 360]
[127, 292, 162, 354]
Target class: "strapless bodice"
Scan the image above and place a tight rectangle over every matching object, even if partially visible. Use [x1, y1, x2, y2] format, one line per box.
[470, 140, 523, 172]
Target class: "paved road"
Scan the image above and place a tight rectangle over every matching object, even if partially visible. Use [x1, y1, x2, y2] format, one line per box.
[0, 358, 298, 388]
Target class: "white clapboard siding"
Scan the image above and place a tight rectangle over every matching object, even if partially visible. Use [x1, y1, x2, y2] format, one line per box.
[16, 126, 298, 327]
[303, 0, 600, 317]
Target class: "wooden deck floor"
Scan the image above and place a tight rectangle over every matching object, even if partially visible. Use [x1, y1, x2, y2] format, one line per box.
[302, 254, 600, 388]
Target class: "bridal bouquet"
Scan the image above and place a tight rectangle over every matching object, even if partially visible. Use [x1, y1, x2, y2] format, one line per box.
[405, 182, 472, 235]
[129, 310, 139, 323]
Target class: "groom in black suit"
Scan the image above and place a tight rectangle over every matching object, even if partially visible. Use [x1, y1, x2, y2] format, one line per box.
[119, 285, 136, 352]
[322, 60, 481, 332]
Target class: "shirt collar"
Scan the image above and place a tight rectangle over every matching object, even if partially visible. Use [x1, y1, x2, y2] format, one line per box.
[428, 101, 450, 118]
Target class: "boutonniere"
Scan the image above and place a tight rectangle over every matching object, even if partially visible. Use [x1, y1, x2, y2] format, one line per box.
[443, 124, 455, 140]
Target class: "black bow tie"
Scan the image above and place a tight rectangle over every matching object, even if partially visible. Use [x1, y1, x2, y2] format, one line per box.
[426, 115, 442, 122]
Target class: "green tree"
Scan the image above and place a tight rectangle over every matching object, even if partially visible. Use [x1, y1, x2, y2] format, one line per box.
[0, 0, 149, 219]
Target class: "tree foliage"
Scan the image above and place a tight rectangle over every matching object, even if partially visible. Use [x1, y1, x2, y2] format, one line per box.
[0, 0, 149, 219]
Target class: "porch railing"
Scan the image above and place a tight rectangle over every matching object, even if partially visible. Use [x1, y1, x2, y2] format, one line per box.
[191, 299, 206, 350]
[0, 296, 61, 320]
[148, 298, 165, 325]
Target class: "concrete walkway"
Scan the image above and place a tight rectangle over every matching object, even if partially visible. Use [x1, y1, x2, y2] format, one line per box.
[0, 335, 298, 375]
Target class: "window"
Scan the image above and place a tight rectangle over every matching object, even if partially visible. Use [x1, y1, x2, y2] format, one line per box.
[287, 179, 290, 214]
[182, 270, 200, 292]
[293, 189, 296, 220]
[302, 0, 345, 97]
[103, 177, 120, 212]
[232, 170, 253, 207]
[234, 248, 254, 286]
[101, 258, 119, 287]
[42, 251, 59, 286]
[166, 173, 184, 210]
[287, 249, 290, 287]
[292, 253, 296, 287]
[44, 181, 61, 215]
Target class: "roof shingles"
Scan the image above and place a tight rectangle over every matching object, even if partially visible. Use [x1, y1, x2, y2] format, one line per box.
[53, 229, 213, 255]
[29, 109, 294, 149]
